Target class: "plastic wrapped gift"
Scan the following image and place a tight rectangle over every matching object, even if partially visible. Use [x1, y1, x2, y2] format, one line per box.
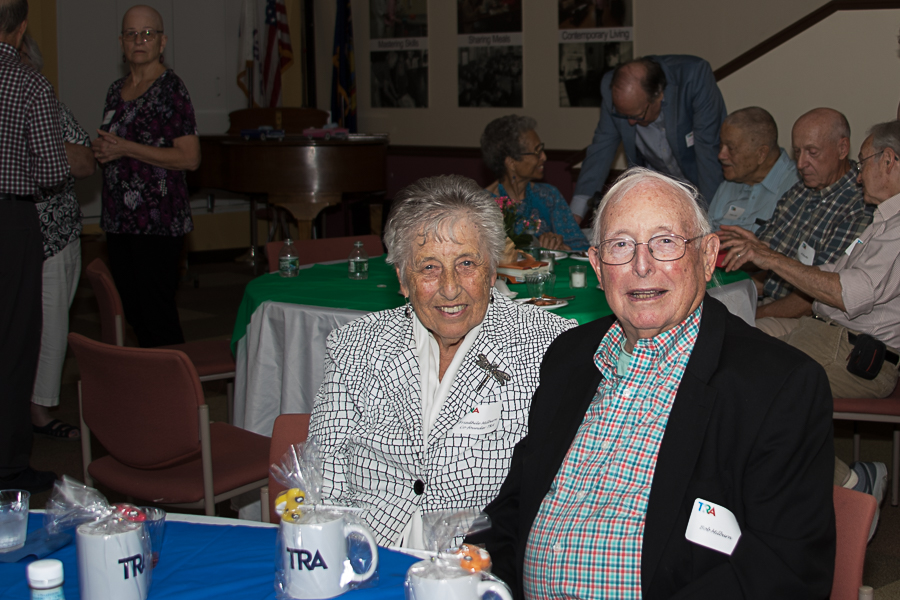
[44, 477, 154, 600]
[404, 510, 511, 600]
[271, 441, 379, 599]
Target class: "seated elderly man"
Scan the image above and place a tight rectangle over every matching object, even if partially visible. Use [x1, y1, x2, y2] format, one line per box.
[718, 108, 872, 321]
[707, 107, 798, 233]
[469, 167, 835, 599]
[725, 120, 900, 401]
[309, 175, 576, 549]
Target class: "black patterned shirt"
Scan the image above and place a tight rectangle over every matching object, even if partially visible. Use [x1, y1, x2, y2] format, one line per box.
[756, 166, 873, 300]
[100, 69, 197, 236]
[0, 42, 68, 195]
[36, 102, 88, 258]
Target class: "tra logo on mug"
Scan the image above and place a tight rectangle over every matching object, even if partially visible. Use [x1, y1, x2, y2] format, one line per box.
[118, 554, 145, 579]
[286, 548, 328, 570]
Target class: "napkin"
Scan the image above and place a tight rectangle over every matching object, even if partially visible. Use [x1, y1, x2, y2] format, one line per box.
[0, 527, 72, 563]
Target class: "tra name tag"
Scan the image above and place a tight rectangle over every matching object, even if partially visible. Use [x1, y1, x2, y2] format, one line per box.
[451, 402, 501, 436]
[723, 205, 745, 221]
[685, 132, 695, 147]
[845, 237, 863, 256]
[101, 110, 115, 126]
[797, 241, 816, 266]
[685, 498, 741, 555]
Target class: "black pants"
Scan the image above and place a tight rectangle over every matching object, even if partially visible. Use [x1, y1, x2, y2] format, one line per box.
[106, 233, 185, 348]
[0, 201, 42, 477]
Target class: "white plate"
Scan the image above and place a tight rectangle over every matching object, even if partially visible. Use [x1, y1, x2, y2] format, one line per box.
[515, 298, 569, 310]
[569, 252, 590, 262]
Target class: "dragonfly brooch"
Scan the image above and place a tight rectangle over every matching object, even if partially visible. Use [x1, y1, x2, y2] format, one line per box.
[474, 354, 510, 392]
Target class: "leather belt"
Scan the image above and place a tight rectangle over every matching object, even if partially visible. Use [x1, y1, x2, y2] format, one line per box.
[0, 193, 34, 202]
[811, 315, 900, 366]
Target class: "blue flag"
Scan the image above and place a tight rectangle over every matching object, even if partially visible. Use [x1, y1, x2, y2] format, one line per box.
[331, 0, 357, 132]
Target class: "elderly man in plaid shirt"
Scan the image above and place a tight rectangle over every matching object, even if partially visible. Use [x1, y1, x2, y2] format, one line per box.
[471, 167, 835, 599]
[719, 108, 872, 323]
[0, 0, 68, 494]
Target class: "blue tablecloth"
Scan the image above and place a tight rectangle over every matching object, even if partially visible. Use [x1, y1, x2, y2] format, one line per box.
[0, 514, 419, 599]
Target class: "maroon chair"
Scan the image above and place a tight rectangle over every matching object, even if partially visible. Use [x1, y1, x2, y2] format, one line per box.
[831, 485, 877, 600]
[84, 258, 237, 422]
[833, 380, 900, 507]
[69, 333, 269, 516]
[265, 235, 384, 273]
[259, 413, 312, 524]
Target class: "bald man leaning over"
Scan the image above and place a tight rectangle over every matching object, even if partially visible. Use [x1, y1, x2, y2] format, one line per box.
[571, 55, 727, 223]
[718, 108, 873, 321]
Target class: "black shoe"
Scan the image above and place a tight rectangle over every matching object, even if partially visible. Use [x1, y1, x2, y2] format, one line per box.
[0, 467, 57, 494]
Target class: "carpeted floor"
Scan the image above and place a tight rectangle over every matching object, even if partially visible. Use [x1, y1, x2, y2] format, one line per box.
[24, 236, 900, 595]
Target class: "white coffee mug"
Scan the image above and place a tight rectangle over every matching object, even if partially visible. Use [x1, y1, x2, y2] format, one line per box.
[279, 514, 379, 599]
[408, 570, 513, 600]
[76, 521, 151, 600]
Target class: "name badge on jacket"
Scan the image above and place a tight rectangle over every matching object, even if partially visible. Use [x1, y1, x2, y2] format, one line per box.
[451, 402, 501, 435]
[685, 498, 742, 555]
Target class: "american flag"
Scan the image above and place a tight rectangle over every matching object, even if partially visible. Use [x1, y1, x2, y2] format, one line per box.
[237, 0, 293, 107]
[261, 0, 293, 107]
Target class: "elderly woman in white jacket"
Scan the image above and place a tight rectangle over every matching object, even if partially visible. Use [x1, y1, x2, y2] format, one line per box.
[310, 175, 575, 548]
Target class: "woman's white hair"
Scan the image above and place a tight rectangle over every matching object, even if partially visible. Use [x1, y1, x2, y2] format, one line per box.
[591, 167, 712, 246]
[384, 175, 506, 283]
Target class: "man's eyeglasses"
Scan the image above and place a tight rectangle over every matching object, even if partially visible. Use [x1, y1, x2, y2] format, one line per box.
[595, 234, 704, 265]
[611, 101, 652, 122]
[855, 150, 885, 174]
[122, 29, 162, 43]
[520, 142, 546, 157]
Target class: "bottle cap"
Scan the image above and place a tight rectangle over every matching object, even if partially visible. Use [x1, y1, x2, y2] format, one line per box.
[354, 241, 363, 246]
[27, 559, 64, 588]
[284, 238, 293, 244]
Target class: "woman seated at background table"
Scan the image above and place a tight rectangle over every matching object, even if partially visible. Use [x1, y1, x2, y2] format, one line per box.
[309, 174, 576, 548]
[481, 115, 590, 252]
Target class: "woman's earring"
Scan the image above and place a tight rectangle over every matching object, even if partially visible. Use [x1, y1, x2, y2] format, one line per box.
[405, 297, 413, 318]
[159, 53, 164, 63]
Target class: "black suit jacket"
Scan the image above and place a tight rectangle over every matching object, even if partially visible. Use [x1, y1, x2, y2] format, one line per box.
[472, 297, 835, 599]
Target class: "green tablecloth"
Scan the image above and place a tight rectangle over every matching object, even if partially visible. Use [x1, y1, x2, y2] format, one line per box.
[231, 255, 750, 353]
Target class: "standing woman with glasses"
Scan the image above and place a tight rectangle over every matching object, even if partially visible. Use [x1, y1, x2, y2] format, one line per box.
[481, 115, 590, 252]
[93, 4, 200, 347]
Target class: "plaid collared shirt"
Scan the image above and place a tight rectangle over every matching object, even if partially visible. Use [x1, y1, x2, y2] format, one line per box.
[0, 43, 68, 196]
[523, 306, 702, 599]
[756, 166, 872, 300]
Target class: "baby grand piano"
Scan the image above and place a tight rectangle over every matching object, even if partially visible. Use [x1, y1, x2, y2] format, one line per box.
[188, 108, 388, 254]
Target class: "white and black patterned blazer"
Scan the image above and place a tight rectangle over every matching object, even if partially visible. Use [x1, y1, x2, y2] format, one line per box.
[310, 292, 576, 545]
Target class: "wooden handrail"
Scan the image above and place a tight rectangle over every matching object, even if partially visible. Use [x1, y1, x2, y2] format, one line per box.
[714, 0, 900, 80]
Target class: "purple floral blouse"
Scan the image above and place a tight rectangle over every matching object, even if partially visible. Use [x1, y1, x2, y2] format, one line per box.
[100, 69, 197, 236]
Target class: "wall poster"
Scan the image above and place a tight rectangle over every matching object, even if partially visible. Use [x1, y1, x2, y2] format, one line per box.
[370, 0, 428, 107]
[558, 0, 633, 107]
[457, 0, 523, 107]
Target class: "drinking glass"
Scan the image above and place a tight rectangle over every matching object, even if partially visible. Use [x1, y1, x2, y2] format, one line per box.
[524, 273, 547, 299]
[139, 507, 166, 568]
[0, 490, 30, 552]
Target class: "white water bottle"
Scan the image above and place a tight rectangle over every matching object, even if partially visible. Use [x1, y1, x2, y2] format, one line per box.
[348, 241, 369, 280]
[279, 239, 299, 278]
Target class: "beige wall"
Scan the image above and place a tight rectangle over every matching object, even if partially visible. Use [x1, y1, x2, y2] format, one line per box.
[719, 9, 900, 155]
[635, 0, 825, 70]
[312, 0, 840, 149]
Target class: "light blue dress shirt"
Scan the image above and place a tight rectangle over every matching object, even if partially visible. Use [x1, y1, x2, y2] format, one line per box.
[707, 149, 798, 233]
